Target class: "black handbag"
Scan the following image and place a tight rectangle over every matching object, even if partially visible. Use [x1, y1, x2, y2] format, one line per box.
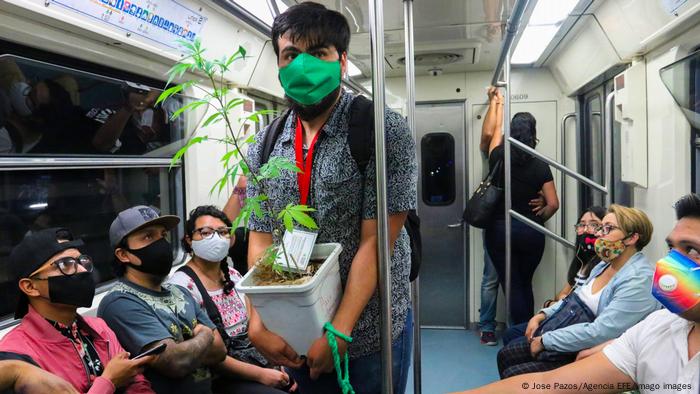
[463, 158, 503, 228]
[533, 291, 596, 362]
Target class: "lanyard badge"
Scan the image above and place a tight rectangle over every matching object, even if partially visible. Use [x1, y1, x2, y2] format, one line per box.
[294, 116, 321, 206]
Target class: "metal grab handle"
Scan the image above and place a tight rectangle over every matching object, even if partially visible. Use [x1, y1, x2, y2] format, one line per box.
[560, 113, 577, 238]
[447, 222, 463, 228]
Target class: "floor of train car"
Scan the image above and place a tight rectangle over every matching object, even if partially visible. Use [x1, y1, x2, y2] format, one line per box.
[406, 328, 500, 393]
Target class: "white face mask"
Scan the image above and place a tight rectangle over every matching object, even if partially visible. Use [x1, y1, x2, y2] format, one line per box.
[9, 81, 32, 117]
[191, 232, 230, 263]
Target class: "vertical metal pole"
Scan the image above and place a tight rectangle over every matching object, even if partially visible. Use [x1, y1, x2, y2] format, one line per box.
[503, 49, 513, 326]
[369, 0, 393, 392]
[604, 92, 614, 208]
[559, 113, 576, 237]
[403, 1, 420, 393]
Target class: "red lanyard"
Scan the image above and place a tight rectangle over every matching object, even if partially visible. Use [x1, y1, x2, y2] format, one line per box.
[295, 117, 321, 205]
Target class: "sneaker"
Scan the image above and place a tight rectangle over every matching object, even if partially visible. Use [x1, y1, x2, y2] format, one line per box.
[480, 331, 497, 346]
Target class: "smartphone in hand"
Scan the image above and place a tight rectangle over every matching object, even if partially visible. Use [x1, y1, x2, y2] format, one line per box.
[130, 343, 167, 360]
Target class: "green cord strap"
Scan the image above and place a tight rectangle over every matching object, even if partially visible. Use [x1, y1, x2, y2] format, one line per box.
[323, 322, 355, 394]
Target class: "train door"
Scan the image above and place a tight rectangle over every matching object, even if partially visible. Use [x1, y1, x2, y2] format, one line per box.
[416, 101, 468, 328]
[579, 83, 633, 208]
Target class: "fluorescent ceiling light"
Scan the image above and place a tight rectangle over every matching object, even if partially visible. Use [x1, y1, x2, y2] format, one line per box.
[511, 0, 579, 64]
[529, 0, 579, 25]
[348, 60, 362, 77]
[233, 0, 274, 26]
[29, 202, 48, 209]
[511, 25, 558, 64]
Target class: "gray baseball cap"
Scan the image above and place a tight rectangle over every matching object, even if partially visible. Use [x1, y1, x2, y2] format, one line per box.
[109, 205, 180, 248]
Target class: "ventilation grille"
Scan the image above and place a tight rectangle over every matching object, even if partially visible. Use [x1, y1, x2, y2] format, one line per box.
[398, 52, 464, 66]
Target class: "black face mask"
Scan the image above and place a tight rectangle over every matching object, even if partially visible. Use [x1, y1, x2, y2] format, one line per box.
[286, 86, 341, 121]
[576, 233, 598, 264]
[126, 237, 174, 277]
[47, 272, 96, 308]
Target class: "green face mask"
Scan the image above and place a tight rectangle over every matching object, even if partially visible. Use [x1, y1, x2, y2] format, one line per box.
[279, 53, 341, 105]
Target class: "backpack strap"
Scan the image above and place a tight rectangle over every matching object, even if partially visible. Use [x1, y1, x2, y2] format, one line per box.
[177, 265, 231, 344]
[347, 95, 375, 175]
[260, 109, 292, 165]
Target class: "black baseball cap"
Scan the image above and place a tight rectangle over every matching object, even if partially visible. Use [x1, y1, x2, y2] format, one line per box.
[9, 227, 84, 318]
[109, 205, 180, 249]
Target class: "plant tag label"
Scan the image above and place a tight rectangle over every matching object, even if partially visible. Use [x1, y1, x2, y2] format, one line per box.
[276, 229, 318, 272]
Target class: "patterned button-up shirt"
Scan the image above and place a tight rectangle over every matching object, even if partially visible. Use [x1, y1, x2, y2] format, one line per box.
[246, 90, 417, 358]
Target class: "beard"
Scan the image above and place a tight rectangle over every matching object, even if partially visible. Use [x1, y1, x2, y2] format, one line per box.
[286, 86, 341, 121]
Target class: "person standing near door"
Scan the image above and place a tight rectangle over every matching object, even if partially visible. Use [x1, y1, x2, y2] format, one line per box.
[479, 87, 559, 326]
[244, 3, 417, 393]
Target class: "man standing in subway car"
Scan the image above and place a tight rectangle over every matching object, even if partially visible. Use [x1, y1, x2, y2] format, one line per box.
[245, 2, 417, 393]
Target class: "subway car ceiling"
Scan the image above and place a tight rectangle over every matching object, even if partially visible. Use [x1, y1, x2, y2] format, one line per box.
[0, 0, 698, 330]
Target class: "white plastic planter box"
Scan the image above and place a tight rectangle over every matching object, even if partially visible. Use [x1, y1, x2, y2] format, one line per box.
[237, 243, 343, 355]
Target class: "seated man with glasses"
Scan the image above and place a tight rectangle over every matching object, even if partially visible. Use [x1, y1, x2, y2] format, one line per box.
[97, 206, 227, 394]
[0, 227, 154, 394]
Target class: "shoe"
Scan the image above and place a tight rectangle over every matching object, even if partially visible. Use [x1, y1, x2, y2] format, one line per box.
[480, 331, 497, 346]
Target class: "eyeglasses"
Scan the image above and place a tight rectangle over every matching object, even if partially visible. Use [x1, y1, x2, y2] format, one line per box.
[574, 223, 600, 231]
[30, 255, 94, 279]
[594, 224, 623, 236]
[193, 226, 232, 239]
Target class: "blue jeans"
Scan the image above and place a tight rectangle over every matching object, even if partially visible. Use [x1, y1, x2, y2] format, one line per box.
[479, 244, 499, 333]
[287, 309, 413, 394]
[485, 219, 546, 325]
[502, 322, 528, 346]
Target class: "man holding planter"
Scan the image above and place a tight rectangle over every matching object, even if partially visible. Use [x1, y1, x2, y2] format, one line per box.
[245, 2, 417, 393]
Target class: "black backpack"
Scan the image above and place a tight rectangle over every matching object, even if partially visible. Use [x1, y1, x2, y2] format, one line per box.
[260, 95, 422, 281]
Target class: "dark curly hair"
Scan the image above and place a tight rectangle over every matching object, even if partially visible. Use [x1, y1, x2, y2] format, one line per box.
[271, 2, 350, 58]
[182, 205, 234, 294]
[510, 112, 537, 166]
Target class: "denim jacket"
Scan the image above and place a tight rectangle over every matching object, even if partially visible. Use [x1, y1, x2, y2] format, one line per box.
[539, 252, 660, 352]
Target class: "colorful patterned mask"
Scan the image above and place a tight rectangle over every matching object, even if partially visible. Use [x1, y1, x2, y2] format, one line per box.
[594, 237, 626, 262]
[652, 250, 700, 314]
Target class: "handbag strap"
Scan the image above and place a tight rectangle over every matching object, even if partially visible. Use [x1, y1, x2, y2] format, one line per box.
[177, 265, 231, 344]
[485, 158, 504, 187]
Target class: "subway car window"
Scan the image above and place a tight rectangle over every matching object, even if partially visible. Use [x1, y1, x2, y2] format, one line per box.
[0, 167, 182, 322]
[0, 55, 189, 156]
[421, 132, 456, 206]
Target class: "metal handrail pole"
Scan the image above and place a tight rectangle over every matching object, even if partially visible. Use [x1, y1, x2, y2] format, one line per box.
[491, 0, 530, 86]
[507, 137, 608, 194]
[368, 0, 393, 391]
[509, 210, 576, 249]
[604, 92, 614, 208]
[504, 49, 513, 326]
[403, 0, 421, 393]
[560, 113, 576, 237]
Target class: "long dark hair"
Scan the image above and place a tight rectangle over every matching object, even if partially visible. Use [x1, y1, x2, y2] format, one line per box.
[566, 205, 607, 286]
[510, 112, 537, 166]
[182, 205, 234, 294]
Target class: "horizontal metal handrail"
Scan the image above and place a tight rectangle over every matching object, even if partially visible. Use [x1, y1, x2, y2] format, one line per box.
[510, 210, 576, 249]
[0, 157, 179, 169]
[508, 137, 608, 194]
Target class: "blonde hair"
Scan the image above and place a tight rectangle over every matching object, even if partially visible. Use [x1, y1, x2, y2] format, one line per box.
[608, 204, 653, 250]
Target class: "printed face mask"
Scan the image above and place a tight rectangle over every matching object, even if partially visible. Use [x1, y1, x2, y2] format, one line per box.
[191, 233, 230, 263]
[594, 237, 626, 262]
[47, 272, 96, 308]
[652, 250, 700, 314]
[278, 53, 341, 106]
[126, 237, 174, 277]
[576, 233, 598, 259]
